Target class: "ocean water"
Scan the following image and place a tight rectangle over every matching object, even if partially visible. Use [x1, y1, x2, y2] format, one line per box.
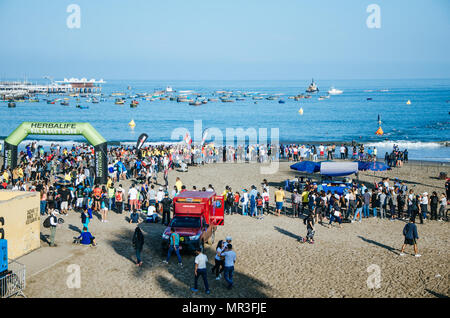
[1, 79, 449, 161]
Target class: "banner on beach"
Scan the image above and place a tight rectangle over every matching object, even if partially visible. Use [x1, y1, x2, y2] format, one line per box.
[3, 122, 108, 184]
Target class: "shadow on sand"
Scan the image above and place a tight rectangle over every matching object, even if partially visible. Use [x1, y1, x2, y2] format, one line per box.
[106, 223, 271, 297]
[358, 235, 398, 254]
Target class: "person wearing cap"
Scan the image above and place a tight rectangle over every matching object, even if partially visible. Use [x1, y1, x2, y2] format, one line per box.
[420, 192, 429, 221]
[191, 248, 210, 294]
[220, 243, 236, 290]
[156, 186, 165, 213]
[291, 189, 300, 218]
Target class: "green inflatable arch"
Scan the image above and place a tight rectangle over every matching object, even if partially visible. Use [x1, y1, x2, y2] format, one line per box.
[3, 122, 108, 184]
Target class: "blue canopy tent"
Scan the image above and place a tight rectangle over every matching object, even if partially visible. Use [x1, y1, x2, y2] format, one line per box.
[355, 161, 389, 171]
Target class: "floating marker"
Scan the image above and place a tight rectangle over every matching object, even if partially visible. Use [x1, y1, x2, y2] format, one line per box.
[406, 100, 411, 105]
[128, 119, 136, 128]
[298, 107, 304, 115]
[375, 126, 383, 135]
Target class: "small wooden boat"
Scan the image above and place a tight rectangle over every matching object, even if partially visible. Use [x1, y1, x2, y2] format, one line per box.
[189, 101, 202, 106]
[8, 102, 16, 108]
[115, 98, 125, 105]
[60, 101, 69, 106]
[130, 100, 139, 108]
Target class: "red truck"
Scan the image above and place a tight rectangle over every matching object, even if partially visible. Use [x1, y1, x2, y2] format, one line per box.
[161, 191, 224, 253]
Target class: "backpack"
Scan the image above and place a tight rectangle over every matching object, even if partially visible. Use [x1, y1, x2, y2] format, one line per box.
[43, 216, 52, 228]
[115, 191, 123, 202]
[226, 192, 234, 204]
[257, 198, 263, 206]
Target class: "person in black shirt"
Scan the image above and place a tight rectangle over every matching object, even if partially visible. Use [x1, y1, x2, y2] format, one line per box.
[161, 193, 173, 225]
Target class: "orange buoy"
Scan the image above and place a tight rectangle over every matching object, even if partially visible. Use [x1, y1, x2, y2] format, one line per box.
[375, 126, 384, 135]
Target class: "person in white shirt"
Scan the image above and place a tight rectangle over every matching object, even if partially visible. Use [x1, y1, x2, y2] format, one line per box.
[191, 249, 210, 294]
[221, 244, 237, 290]
[128, 184, 138, 212]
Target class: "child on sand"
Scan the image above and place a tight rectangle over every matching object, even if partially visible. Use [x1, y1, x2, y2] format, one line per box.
[400, 218, 421, 257]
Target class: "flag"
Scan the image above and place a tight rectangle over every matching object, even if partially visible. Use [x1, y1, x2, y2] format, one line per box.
[201, 129, 208, 146]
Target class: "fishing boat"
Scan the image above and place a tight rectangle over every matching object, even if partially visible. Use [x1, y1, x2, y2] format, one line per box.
[278, 100, 285, 104]
[207, 98, 219, 102]
[8, 101, 16, 108]
[29, 99, 39, 102]
[252, 96, 263, 100]
[177, 97, 189, 102]
[306, 79, 319, 93]
[189, 100, 202, 106]
[115, 98, 125, 105]
[266, 96, 278, 100]
[304, 95, 312, 99]
[92, 98, 99, 103]
[130, 100, 139, 108]
[236, 97, 245, 101]
[60, 101, 69, 106]
[328, 87, 343, 95]
[111, 92, 125, 96]
[221, 98, 235, 103]
[76, 104, 89, 109]
[47, 100, 55, 104]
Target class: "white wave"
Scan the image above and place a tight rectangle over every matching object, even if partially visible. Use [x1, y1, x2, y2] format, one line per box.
[365, 141, 446, 150]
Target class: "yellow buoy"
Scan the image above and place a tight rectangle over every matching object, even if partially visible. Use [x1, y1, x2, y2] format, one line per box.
[406, 100, 411, 105]
[298, 107, 304, 115]
[128, 119, 136, 128]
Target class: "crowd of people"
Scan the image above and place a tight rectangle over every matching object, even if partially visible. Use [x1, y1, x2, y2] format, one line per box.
[0, 140, 448, 292]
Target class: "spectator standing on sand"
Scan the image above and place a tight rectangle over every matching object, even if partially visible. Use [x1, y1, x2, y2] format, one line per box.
[115, 185, 124, 214]
[407, 189, 415, 219]
[128, 184, 138, 212]
[81, 207, 90, 231]
[420, 192, 429, 221]
[211, 240, 225, 280]
[429, 191, 439, 220]
[161, 193, 173, 225]
[132, 226, 144, 266]
[274, 187, 285, 216]
[438, 193, 447, 221]
[49, 210, 59, 247]
[303, 212, 315, 244]
[221, 244, 236, 290]
[291, 189, 300, 218]
[412, 195, 423, 224]
[400, 218, 421, 257]
[175, 177, 183, 193]
[191, 248, 210, 294]
[163, 227, 183, 266]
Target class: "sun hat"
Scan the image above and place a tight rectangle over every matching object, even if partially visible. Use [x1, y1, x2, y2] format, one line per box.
[225, 236, 232, 241]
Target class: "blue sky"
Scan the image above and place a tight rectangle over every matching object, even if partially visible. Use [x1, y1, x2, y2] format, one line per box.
[0, 0, 449, 80]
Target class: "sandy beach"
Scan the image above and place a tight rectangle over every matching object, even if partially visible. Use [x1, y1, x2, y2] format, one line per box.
[20, 160, 449, 298]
